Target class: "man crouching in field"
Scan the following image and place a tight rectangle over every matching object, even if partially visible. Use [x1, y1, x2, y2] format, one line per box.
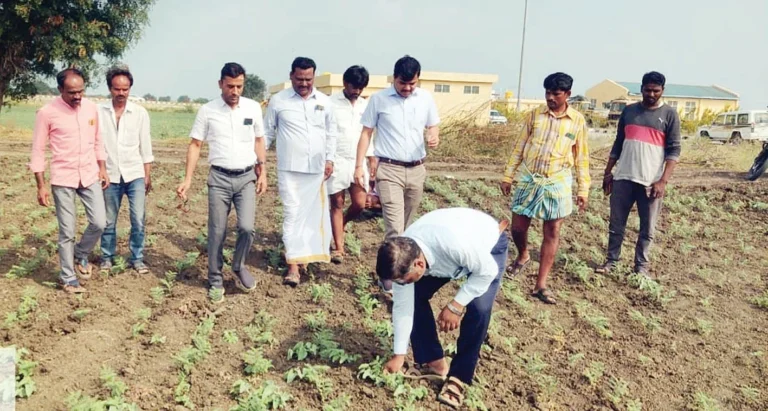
[376, 207, 508, 409]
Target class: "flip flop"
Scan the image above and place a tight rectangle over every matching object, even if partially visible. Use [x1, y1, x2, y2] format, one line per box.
[505, 258, 530, 279]
[283, 270, 300, 287]
[330, 251, 344, 264]
[531, 288, 557, 305]
[436, 376, 465, 410]
[402, 363, 448, 382]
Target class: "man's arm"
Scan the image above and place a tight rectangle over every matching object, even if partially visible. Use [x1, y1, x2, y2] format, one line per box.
[93, 108, 109, 189]
[425, 96, 440, 148]
[607, 110, 627, 168]
[572, 119, 591, 202]
[30, 110, 50, 206]
[264, 100, 278, 150]
[140, 109, 155, 193]
[500, 111, 534, 192]
[355, 127, 374, 187]
[651, 110, 682, 198]
[178, 106, 207, 200]
[325, 106, 338, 164]
[384, 282, 415, 372]
[453, 249, 498, 308]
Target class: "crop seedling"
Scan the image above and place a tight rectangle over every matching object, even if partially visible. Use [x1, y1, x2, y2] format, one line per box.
[175, 251, 200, 273]
[131, 308, 151, 338]
[71, 309, 91, 322]
[310, 283, 334, 304]
[150, 334, 167, 345]
[243, 347, 273, 375]
[568, 353, 585, 368]
[110, 256, 128, 275]
[174, 371, 193, 408]
[160, 270, 178, 294]
[583, 361, 605, 386]
[15, 348, 38, 399]
[195, 229, 208, 246]
[223, 329, 239, 344]
[574, 301, 612, 338]
[606, 376, 630, 406]
[265, 244, 284, 270]
[690, 392, 720, 411]
[243, 310, 278, 347]
[145, 234, 158, 247]
[323, 394, 352, 411]
[288, 341, 318, 361]
[627, 274, 675, 305]
[286, 364, 333, 401]
[628, 309, 662, 333]
[345, 231, 362, 256]
[693, 319, 714, 336]
[305, 310, 327, 331]
[149, 286, 165, 304]
[739, 385, 760, 403]
[3, 287, 38, 328]
[626, 399, 643, 411]
[502, 281, 531, 312]
[749, 290, 768, 309]
[230, 380, 292, 411]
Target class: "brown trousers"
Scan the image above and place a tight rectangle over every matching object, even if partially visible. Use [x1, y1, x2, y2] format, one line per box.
[375, 162, 427, 239]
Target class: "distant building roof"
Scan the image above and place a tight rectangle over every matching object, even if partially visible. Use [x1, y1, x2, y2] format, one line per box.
[616, 81, 738, 100]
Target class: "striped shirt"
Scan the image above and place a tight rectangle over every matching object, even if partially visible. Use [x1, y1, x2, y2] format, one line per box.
[502, 105, 591, 197]
[609, 103, 681, 186]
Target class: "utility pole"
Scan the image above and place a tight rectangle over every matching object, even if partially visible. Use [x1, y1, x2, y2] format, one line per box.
[515, 0, 528, 112]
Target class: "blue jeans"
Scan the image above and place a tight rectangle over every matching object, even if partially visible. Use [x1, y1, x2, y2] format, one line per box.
[101, 177, 146, 264]
[410, 232, 508, 384]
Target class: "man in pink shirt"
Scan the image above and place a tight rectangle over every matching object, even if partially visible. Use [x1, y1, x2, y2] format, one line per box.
[29, 68, 109, 293]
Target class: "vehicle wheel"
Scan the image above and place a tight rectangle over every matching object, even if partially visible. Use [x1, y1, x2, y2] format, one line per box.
[746, 154, 768, 181]
[730, 133, 743, 145]
[700, 131, 709, 138]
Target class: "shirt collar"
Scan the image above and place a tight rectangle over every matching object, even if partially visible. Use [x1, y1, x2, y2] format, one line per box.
[291, 87, 317, 100]
[219, 96, 240, 109]
[412, 238, 435, 269]
[101, 100, 135, 113]
[539, 103, 575, 119]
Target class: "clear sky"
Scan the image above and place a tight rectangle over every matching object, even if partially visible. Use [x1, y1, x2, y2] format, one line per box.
[93, 0, 768, 109]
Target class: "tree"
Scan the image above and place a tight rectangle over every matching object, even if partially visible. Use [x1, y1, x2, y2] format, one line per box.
[193, 97, 209, 104]
[142, 93, 156, 101]
[158, 96, 171, 102]
[33, 80, 56, 95]
[177, 95, 190, 103]
[0, 0, 156, 112]
[243, 74, 266, 101]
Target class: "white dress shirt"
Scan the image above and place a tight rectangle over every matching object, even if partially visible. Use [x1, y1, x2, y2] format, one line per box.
[189, 96, 265, 170]
[264, 88, 338, 174]
[391, 208, 500, 355]
[98, 101, 154, 184]
[329, 92, 375, 160]
[361, 86, 440, 163]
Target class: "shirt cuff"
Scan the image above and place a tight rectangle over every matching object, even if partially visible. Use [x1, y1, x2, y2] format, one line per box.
[501, 175, 514, 184]
[453, 288, 475, 307]
[326, 153, 335, 163]
[664, 155, 680, 162]
[393, 340, 408, 355]
[142, 155, 155, 163]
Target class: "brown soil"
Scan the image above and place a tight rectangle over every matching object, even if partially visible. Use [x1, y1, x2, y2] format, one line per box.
[1, 140, 767, 410]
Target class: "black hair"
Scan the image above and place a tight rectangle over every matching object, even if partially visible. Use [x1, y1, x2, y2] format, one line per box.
[543, 72, 573, 92]
[376, 237, 422, 281]
[641, 71, 666, 88]
[221, 62, 246, 80]
[291, 57, 316, 74]
[393, 55, 421, 81]
[105, 64, 134, 88]
[343, 65, 369, 88]
[56, 68, 85, 88]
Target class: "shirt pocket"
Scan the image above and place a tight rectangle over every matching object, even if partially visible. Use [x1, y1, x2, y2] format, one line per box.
[119, 122, 140, 147]
[238, 116, 256, 142]
[309, 110, 326, 130]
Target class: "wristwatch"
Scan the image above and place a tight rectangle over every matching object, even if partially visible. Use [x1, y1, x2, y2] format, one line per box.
[446, 303, 464, 317]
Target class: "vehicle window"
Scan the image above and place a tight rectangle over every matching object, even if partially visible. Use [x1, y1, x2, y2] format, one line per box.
[725, 115, 736, 126]
[755, 113, 768, 124]
[713, 115, 726, 126]
[737, 114, 749, 125]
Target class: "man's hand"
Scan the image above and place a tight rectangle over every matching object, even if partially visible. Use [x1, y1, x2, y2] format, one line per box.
[256, 173, 267, 195]
[99, 169, 110, 190]
[384, 355, 406, 374]
[437, 301, 463, 332]
[500, 181, 513, 196]
[145, 175, 152, 195]
[37, 186, 50, 207]
[354, 165, 366, 188]
[177, 180, 191, 201]
[576, 196, 588, 213]
[650, 179, 667, 199]
[324, 161, 334, 181]
[602, 173, 613, 196]
[427, 133, 440, 149]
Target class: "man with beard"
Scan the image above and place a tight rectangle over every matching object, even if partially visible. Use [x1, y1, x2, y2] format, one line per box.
[98, 64, 154, 275]
[29, 68, 109, 293]
[177, 62, 268, 303]
[500, 72, 591, 305]
[596, 71, 681, 278]
[327, 65, 376, 263]
[265, 57, 338, 287]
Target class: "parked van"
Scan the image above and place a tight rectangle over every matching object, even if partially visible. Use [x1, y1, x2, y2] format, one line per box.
[697, 110, 768, 144]
[490, 109, 508, 125]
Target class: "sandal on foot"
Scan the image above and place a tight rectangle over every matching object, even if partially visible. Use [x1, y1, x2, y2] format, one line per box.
[76, 258, 93, 280]
[531, 288, 557, 305]
[595, 261, 614, 274]
[62, 280, 87, 294]
[283, 270, 300, 287]
[437, 376, 465, 409]
[402, 363, 448, 382]
[330, 251, 344, 264]
[505, 258, 530, 279]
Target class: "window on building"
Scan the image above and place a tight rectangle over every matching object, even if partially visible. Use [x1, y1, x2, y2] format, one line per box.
[667, 101, 678, 109]
[685, 102, 697, 120]
[434, 84, 450, 93]
[463, 85, 480, 94]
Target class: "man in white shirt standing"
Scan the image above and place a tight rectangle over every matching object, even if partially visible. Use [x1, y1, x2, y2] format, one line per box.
[375, 208, 509, 409]
[98, 64, 154, 275]
[265, 57, 338, 287]
[327, 65, 376, 264]
[354, 55, 440, 297]
[177, 62, 267, 303]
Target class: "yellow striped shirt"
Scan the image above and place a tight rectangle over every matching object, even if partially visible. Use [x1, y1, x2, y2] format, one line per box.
[502, 105, 591, 197]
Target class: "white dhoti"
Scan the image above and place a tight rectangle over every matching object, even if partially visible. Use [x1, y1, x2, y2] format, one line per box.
[278, 171, 331, 264]
[326, 157, 369, 195]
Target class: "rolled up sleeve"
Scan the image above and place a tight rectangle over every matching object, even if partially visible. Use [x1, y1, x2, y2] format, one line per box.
[453, 249, 498, 306]
[29, 110, 50, 173]
[140, 109, 154, 163]
[189, 106, 208, 141]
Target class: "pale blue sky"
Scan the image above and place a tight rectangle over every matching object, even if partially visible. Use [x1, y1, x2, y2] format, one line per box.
[92, 0, 768, 109]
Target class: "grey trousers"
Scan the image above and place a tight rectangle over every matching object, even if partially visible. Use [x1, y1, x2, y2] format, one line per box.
[52, 182, 107, 283]
[207, 168, 256, 288]
[607, 179, 663, 272]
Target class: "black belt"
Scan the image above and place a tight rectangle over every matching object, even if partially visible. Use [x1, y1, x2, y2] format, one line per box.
[211, 165, 254, 176]
[378, 157, 425, 168]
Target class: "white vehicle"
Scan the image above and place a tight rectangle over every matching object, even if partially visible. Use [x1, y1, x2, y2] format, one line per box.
[697, 110, 768, 144]
[490, 109, 508, 125]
